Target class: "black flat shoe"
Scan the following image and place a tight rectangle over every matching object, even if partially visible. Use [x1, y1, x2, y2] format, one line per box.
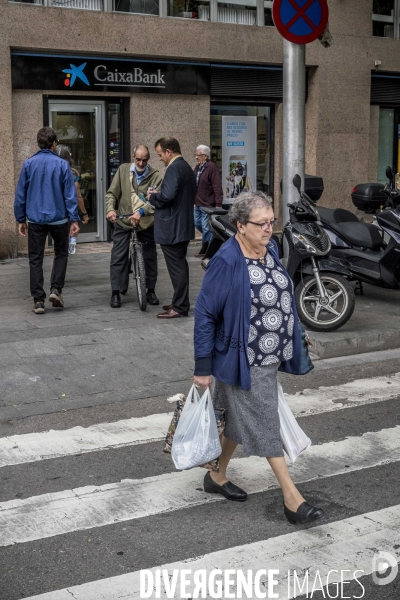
[110, 294, 121, 308]
[203, 471, 247, 502]
[146, 292, 159, 305]
[284, 501, 324, 525]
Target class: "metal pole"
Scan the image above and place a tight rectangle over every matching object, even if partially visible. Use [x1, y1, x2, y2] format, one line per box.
[282, 39, 306, 228]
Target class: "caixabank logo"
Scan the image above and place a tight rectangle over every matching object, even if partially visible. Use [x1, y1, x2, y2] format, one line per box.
[62, 62, 90, 88]
[60, 61, 167, 89]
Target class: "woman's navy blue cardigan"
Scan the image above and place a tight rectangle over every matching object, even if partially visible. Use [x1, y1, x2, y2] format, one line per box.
[194, 235, 304, 390]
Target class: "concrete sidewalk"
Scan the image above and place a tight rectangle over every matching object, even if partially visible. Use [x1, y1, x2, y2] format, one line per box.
[308, 283, 400, 359]
[0, 241, 400, 421]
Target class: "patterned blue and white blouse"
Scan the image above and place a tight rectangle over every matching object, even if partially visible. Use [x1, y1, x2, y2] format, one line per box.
[247, 252, 294, 367]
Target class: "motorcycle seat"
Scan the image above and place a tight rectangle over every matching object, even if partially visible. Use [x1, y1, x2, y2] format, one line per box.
[216, 214, 237, 234]
[202, 207, 229, 216]
[318, 206, 359, 224]
[328, 221, 383, 250]
[332, 208, 360, 223]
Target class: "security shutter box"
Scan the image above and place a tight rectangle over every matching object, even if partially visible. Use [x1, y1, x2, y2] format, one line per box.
[210, 65, 283, 103]
[371, 73, 400, 105]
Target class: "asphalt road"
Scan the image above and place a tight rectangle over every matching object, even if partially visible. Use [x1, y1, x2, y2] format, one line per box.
[0, 246, 399, 600]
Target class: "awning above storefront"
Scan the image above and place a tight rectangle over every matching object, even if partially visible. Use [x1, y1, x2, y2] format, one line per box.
[11, 52, 295, 102]
[11, 53, 210, 95]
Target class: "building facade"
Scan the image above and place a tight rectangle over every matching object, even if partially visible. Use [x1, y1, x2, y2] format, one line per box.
[1, 0, 399, 257]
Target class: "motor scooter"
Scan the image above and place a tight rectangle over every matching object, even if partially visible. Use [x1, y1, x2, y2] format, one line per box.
[317, 167, 400, 290]
[201, 176, 355, 332]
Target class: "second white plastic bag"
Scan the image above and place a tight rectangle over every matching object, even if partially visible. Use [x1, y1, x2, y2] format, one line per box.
[171, 384, 222, 470]
[277, 382, 311, 463]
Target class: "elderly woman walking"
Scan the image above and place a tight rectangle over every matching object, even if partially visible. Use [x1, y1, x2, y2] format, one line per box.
[194, 190, 324, 525]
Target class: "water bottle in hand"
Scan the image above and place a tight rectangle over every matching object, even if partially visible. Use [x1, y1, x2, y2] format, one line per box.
[68, 236, 77, 254]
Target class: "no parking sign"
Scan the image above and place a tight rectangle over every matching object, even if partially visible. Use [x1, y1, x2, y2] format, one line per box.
[272, 0, 329, 45]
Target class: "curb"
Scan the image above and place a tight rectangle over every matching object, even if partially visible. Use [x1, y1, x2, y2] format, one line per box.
[308, 328, 400, 360]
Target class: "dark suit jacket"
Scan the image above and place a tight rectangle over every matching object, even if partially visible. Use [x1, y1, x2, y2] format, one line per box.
[150, 156, 196, 245]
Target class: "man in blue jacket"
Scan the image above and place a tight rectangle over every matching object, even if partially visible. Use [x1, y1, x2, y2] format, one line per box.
[147, 137, 196, 318]
[14, 127, 80, 314]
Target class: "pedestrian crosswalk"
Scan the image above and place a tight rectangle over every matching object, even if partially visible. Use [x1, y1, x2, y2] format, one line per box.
[2, 426, 400, 548]
[22, 505, 400, 600]
[1, 372, 400, 599]
[2, 373, 399, 467]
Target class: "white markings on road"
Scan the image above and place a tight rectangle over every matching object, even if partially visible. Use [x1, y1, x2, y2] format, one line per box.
[0, 412, 173, 467]
[283, 371, 400, 417]
[1, 373, 400, 468]
[22, 504, 400, 600]
[1, 426, 400, 547]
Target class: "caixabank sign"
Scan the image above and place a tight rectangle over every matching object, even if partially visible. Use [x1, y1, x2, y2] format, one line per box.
[11, 53, 210, 95]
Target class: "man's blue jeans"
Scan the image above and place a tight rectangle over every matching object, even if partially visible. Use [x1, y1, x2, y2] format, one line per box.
[194, 206, 212, 247]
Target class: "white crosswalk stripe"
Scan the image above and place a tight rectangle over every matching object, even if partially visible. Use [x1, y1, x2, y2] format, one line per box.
[1, 373, 399, 467]
[1, 374, 400, 599]
[0, 412, 173, 467]
[22, 504, 400, 600]
[1, 426, 400, 547]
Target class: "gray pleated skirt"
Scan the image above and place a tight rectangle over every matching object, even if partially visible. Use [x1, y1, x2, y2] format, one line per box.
[213, 363, 284, 457]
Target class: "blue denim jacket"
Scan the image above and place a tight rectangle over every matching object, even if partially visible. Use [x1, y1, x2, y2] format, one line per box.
[14, 150, 79, 224]
[194, 235, 307, 390]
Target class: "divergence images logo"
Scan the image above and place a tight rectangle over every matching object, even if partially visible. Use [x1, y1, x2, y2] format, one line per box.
[62, 63, 90, 88]
[372, 551, 399, 586]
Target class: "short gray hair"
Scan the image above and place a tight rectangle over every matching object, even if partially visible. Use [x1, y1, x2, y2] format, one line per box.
[197, 144, 210, 158]
[133, 144, 150, 159]
[228, 191, 273, 226]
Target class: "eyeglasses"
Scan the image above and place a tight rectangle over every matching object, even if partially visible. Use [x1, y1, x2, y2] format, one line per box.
[247, 219, 278, 230]
[135, 158, 149, 163]
[195, 153, 205, 157]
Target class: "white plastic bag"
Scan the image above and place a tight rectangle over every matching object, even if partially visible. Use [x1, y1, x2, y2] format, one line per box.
[171, 385, 222, 470]
[278, 382, 311, 463]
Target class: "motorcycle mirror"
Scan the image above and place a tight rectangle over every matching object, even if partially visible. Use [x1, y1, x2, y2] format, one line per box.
[386, 166, 394, 180]
[292, 174, 301, 191]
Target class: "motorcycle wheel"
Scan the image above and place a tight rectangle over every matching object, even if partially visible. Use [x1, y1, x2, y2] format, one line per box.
[295, 273, 355, 332]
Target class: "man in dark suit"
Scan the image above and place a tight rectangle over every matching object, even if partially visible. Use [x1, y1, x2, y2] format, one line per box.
[147, 137, 196, 319]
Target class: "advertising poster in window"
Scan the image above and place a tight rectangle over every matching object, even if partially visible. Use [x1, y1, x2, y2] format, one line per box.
[222, 116, 257, 204]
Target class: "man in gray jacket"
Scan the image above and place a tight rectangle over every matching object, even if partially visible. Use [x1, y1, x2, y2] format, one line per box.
[106, 145, 162, 308]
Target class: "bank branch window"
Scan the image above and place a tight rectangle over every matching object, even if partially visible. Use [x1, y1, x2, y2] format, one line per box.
[377, 108, 397, 185]
[210, 105, 274, 203]
[372, 0, 400, 39]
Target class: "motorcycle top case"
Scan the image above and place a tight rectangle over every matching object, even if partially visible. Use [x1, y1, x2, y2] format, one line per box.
[304, 175, 324, 202]
[280, 175, 324, 202]
[351, 183, 387, 213]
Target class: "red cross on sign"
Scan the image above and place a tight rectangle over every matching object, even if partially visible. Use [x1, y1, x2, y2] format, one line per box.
[272, 0, 329, 45]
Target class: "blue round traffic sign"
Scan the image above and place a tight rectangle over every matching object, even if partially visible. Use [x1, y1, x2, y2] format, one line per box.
[272, 0, 329, 45]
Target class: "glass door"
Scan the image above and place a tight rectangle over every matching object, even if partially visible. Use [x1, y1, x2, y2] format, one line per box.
[49, 101, 106, 242]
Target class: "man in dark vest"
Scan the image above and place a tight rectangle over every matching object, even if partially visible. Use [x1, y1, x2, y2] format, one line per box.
[147, 137, 196, 319]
